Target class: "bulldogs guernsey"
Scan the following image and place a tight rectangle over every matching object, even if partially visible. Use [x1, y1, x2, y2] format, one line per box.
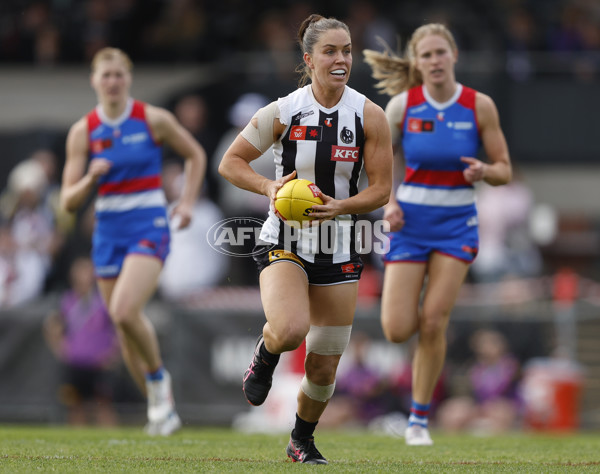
[87, 98, 169, 277]
[259, 85, 366, 264]
[391, 83, 481, 262]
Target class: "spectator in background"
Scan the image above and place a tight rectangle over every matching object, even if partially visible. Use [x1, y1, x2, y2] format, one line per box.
[344, 0, 396, 53]
[0, 220, 47, 307]
[29, 148, 77, 291]
[158, 161, 227, 301]
[212, 92, 275, 286]
[171, 93, 220, 202]
[320, 332, 392, 428]
[470, 171, 542, 283]
[252, 10, 298, 85]
[212, 92, 274, 218]
[0, 158, 59, 304]
[44, 256, 120, 426]
[504, 7, 540, 81]
[436, 328, 522, 434]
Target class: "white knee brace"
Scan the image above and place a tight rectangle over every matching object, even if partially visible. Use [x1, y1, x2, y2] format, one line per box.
[301, 376, 335, 403]
[305, 324, 352, 356]
[301, 325, 352, 402]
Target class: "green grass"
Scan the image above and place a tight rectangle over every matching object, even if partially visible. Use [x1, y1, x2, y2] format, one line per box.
[1, 425, 599, 472]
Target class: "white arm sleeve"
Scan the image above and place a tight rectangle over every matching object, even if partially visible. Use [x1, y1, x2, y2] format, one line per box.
[240, 101, 281, 154]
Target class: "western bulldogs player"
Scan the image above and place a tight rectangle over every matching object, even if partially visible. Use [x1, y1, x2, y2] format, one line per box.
[364, 23, 512, 446]
[60, 47, 206, 436]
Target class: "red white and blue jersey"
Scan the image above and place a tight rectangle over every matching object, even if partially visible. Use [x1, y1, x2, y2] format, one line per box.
[87, 98, 170, 277]
[386, 84, 481, 263]
[87, 98, 168, 237]
[399, 83, 480, 208]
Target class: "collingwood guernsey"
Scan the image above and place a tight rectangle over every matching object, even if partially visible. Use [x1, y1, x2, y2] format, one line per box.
[259, 85, 366, 264]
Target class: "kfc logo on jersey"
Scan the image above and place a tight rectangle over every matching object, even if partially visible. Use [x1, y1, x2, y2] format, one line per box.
[289, 125, 322, 141]
[91, 138, 113, 153]
[407, 118, 435, 133]
[331, 146, 360, 162]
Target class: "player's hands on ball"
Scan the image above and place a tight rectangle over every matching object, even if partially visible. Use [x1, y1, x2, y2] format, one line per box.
[461, 156, 487, 183]
[307, 192, 342, 224]
[266, 170, 297, 210]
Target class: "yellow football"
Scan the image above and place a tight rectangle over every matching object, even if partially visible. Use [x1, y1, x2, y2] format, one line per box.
[274, 179, 323, 227]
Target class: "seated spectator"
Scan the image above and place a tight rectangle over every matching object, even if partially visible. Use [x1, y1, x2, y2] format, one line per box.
[158, 161, 227, 301]
[44, 256, 120, 426]
[436, 328, 522, 434]
[320, 332, 394, 428]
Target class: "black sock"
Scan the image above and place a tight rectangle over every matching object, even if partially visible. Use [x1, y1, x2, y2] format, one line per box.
[292, 413, 318, 440]
[259, 339, 280, 366]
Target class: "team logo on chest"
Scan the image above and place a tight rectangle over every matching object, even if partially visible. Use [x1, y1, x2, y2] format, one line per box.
[340, 126, 354, 144]
[91, 138, 113, 153]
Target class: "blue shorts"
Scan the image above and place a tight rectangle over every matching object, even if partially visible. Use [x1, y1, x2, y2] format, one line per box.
[384, 201, 479, 264]
[92, 228, 170, 278]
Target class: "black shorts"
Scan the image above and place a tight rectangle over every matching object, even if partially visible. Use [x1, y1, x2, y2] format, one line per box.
[253, 244, 363, 285]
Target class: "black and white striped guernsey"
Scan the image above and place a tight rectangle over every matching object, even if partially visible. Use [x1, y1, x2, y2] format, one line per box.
[259, 85, 367, 264]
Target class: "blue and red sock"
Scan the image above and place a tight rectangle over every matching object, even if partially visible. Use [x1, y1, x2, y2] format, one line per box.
[408, 400, 430, 428]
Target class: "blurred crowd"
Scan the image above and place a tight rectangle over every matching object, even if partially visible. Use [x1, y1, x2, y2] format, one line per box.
[1, 0, 599, 81]
[0, 0, 592, 428]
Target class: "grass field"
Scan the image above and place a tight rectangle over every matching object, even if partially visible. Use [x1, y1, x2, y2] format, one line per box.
[1, 425, 599, 472]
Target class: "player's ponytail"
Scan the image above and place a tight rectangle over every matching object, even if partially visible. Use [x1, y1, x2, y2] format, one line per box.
[363, 38, 414, 97]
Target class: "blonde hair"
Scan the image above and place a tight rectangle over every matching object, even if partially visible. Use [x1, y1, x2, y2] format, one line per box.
[295, 14, 351, 88]
[90, 47, 133, 73]
[363, 23, 457, 96]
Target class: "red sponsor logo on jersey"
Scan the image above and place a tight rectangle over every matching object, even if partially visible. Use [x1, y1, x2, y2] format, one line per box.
[91, 138, 113, 153]
[407, 118, 422, 133]
[308, 183, 321, 197]
[324, 118, 333, 127]
[407, 118, 435, 133]
[341, 263, 358, 273]
[423, 120, 434, 131]
[289, 125, 322, 141]
[331, 146, 359, 162]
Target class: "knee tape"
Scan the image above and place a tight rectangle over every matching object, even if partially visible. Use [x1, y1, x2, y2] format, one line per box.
[305, 325, 352, 356]
[301, 375, 336, 403]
